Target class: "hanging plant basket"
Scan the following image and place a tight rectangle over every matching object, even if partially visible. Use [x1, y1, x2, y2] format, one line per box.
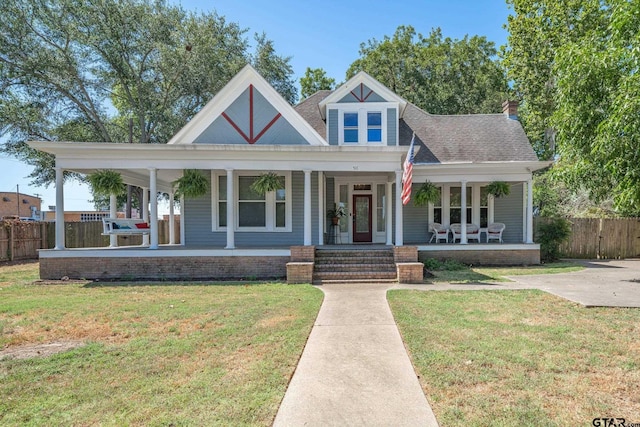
[413, 181, 440, 206]
[486, 181, 511, 198]
[250, 172, 283, 195]
[173, 169, 210, 198]
[88, 170, 125, 197]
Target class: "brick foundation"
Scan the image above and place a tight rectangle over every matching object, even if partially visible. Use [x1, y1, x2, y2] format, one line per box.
[40, 256, 288, 280]
[419, 249, 540, 266]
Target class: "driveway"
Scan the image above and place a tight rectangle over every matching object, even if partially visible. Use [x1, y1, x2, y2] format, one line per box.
[397, 259, 640, 308]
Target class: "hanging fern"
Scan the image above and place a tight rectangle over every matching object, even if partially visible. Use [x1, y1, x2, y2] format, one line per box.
[413, 181, 440, 206]
[250, 172, 283, 195]
[486, 181, 511, 198]
[173, 169, 210, 198]
[88, 170, 125, 197]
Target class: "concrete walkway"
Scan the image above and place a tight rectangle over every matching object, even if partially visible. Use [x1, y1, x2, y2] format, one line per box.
[273, 282, 439, 427]
[398, 259, 640, 308]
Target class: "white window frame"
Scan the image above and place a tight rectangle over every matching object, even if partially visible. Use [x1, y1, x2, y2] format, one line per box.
[329, 102, 397, 146]
[211, 171, 292, 232]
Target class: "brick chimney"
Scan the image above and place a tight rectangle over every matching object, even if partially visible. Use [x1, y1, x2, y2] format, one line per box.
[502, 100, 519, 120]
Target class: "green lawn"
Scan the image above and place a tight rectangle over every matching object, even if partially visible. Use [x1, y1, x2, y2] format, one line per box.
[0, 261, 323, 426]
[388, 289, 640, 426]
[425, 261, 584, 284]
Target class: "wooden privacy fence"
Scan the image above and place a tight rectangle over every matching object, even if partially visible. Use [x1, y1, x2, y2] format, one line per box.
[535, 217, 640, 259]
[1, 220, 180, 261]
[0, 221, 48, 261]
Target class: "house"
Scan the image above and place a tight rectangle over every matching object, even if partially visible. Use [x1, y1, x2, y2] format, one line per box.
[28, 65, 549, 282]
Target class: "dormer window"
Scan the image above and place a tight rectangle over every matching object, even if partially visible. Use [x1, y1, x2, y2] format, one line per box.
[334, 104, 392, 145]
[344, 112, 359, 143]
[367, 112, 382, 142]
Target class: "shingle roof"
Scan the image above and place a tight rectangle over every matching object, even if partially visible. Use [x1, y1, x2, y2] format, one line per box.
[295, 91, 539, 163]
[294, 90, 332, 138]
[400, 103, 539, 163]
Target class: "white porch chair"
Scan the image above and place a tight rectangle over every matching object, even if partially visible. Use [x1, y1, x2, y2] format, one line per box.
[450, 223, 481, 243]
[487, 222, 506, 243]
[428, 222, 449, 243]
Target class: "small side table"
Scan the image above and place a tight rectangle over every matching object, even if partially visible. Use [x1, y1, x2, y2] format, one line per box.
[479, 227, 488, 243]
[329, 223, 342, 244]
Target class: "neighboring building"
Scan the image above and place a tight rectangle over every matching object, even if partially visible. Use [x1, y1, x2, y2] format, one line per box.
[0, 192, 41, 220]
[42, 210, 139, 222]
[29, 65, 550, 281]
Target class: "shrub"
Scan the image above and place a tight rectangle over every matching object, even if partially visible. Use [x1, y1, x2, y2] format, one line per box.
[536, 217, 572, 261]
[423, 258, 468, 271]
[423, 258, 442, 271]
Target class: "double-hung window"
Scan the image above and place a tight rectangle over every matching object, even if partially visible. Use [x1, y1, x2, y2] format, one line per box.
[212, 172, 290, 232]
[343, 112, 359, 143]
[367, 112, 382, 142]
[450, 186, 472, 224]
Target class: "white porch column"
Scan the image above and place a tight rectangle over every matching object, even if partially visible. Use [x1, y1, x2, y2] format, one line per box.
[142, 187, 149, 246]
[169, 192, 175, 245]
[460, 181, 468, 244]
[149, 168, 159, 249]
[225, 168, 235, 249]
[526, 178, 534, 243]
[179, 195, 185, 246]
[317, 171, 324, 245]
[304, 170, 312, 246]
[386, 180, 393, 245]
[54, 167, 65, 250]
[109, 194, 118, 247]
[395, 170, 403, 246]
[488, 194, 495, 224]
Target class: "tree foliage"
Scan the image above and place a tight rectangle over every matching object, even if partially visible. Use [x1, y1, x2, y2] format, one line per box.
[0, 0, 296, 188]
[505, 0, 640, 215]
[552, 0, 640, 216]
[347, 26, 509, 115]
[300, 67, 336, 99]
[502, 0, 606, 159]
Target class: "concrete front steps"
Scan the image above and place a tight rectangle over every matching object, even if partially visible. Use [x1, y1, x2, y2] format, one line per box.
[313, 248, 398, 284]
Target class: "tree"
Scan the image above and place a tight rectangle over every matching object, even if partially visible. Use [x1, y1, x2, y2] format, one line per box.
[552, 0, 640, 215]
[504, 0, 640, 215]
[300, 67, 335, 99]
[347, 26, 509, 115]
[251, 32, 297, 105]
[502, 0, 606, 159]
[0, 0, 296, 188]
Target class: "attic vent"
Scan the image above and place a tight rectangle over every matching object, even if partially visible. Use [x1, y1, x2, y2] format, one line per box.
[2, 197, 9, 202]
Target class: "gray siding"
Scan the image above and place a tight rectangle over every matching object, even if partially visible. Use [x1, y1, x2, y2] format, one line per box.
[402, 184, 429, 244]
[494, 183, 524, 243]
[327, 109, 338, 145]
[184, 171, 321, 247]
[193, 86, 308, 145]
[387, 108, 397, 146]
[184, 174, 221, 246]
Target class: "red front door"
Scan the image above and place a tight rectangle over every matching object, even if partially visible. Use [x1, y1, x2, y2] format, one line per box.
[352, 195, 372, 243]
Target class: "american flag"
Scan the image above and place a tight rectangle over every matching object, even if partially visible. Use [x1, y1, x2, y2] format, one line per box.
[401, 134, 415, 205]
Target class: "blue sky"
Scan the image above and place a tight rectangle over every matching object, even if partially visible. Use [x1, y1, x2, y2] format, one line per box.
[0, 0, 512, 214]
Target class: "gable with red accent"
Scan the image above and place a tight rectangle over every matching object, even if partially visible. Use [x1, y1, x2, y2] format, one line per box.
[338, 83, 387, 103]
[193, 85, 311, 145]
